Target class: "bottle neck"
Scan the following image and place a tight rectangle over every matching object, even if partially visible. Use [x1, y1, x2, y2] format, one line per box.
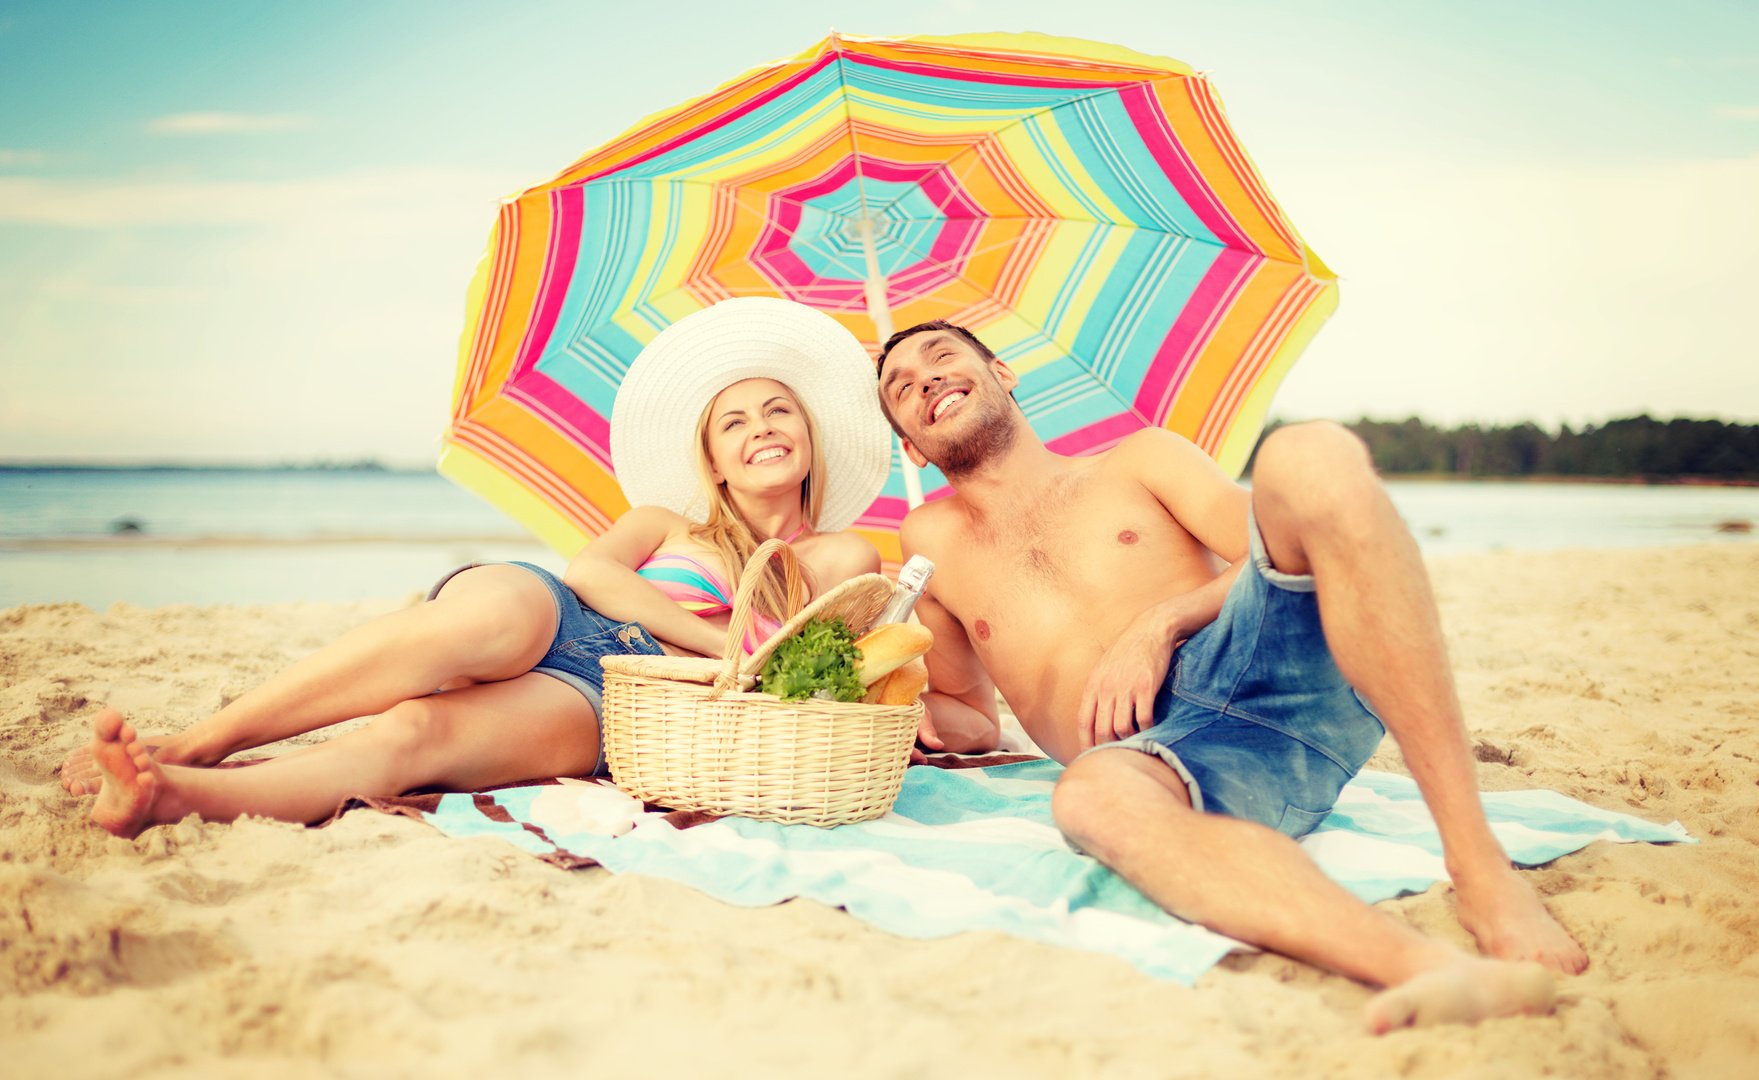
[876, 589, 919, 625]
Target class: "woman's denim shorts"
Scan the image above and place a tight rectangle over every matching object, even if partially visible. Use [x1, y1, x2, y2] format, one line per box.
[426, 561, 664, 775]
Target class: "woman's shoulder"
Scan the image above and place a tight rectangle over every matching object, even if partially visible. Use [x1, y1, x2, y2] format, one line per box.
[800, 530, 881, 583]
[623, 504, 695, 529]
[607, 506, 715, 568]
[616, 504, 702, 544]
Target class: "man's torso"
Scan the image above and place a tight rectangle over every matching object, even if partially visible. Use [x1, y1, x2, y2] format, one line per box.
[914, 451, 1232, 761]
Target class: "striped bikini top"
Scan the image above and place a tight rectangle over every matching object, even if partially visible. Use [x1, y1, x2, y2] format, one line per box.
[634, 551, 784, 653]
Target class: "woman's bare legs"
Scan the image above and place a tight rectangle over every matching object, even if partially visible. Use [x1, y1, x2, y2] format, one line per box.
[87, 671, 600, 836]
[61, 565, 559, 793]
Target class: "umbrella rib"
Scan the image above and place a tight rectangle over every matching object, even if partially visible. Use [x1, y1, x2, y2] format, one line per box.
[569, 176, 877, 283]
[719, 183, 877, 283]
[882, 226, 1237, 430]
[830, 33, 878, 226]
[561, 163, 1301, 266]
[882, 217, 1234, 282]
[857, 72, 1198, 221]
[852, 71, 1305, 264]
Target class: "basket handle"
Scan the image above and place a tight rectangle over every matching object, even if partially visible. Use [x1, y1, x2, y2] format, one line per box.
[715, 537, 808, 693]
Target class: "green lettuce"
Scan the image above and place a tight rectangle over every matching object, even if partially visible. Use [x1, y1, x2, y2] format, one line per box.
[757, 617, 866, 703]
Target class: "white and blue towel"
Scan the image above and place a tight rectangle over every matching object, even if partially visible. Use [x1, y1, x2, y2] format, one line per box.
[407, 759, 1690, 984]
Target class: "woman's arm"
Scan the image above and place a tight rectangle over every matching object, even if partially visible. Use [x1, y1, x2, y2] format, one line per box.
[563, 506, 727, 657]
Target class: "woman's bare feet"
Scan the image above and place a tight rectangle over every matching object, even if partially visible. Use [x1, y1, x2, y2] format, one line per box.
[61, 723, 208, 795]
[88, 709, 173, 838]
[1365, 958, 1556, 1034]
[58, 740, 150, 796]
[58, 742, 97, 795]
[1454, 862, 1589, 974]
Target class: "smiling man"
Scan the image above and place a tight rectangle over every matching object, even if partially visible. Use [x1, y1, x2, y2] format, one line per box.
[876, 320, 1586, 1032]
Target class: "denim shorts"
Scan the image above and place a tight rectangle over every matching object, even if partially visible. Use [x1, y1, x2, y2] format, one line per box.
[1078, 506, 1385, 839]
[426, 561, 664, 776]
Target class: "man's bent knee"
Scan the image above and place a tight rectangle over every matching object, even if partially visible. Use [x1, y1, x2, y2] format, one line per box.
[1253, 422, 1384, 539]
[1255, 422, 1374, 493]
[1053, 750, 1193, 855]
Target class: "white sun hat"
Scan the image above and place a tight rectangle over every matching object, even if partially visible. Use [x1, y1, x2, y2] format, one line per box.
[609, 297, 893, 533]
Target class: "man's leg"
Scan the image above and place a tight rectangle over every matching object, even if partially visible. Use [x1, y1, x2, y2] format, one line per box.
[1053, 751, 1555, 1032]
[1249, 421, 1586, 973]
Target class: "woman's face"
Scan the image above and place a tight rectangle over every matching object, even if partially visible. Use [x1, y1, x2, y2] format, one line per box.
[702, 378, 812, 499]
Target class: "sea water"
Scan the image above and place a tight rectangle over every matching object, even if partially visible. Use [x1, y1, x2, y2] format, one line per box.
[1, 469, 1754, 608]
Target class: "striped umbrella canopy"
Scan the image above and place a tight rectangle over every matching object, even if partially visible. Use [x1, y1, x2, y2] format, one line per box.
[441, 31, 1337, 564]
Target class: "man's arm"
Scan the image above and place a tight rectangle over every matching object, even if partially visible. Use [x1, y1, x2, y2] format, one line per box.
[899, 511, 1000, 760]
[1077, 430, 1252, 748]
[913, 588, 1001, 758]
[1129, 427, 1251, 563]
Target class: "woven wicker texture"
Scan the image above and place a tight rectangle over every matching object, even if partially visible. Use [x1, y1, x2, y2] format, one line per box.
[600, 539, 924, 826]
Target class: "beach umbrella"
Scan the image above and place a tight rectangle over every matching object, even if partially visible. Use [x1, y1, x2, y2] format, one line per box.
[440, 32, 1337, 564]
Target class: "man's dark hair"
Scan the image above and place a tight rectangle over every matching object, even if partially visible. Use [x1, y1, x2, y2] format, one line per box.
[875, 320, 996, 380]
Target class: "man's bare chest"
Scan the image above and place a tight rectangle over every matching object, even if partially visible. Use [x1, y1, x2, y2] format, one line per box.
[931, 483, 1201, 631]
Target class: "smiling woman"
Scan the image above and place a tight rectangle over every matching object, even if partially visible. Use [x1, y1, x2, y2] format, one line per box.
[684, 377, 832, 641]
[57, 299, 894, 840]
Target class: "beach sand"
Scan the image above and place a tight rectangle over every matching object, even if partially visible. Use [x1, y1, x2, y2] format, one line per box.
[3, 545, 1756, 1078]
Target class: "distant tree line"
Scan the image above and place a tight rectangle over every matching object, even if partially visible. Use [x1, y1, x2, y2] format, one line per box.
[1250, 415, 1759, 480]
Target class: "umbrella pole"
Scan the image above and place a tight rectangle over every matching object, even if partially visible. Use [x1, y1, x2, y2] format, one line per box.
[858, 216, 925, 510]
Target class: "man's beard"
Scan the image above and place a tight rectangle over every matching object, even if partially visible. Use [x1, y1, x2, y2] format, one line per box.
[919, 394, 1018, 477]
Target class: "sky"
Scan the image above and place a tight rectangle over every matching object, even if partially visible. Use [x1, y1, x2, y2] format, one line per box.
[1, 0, 1755, 466]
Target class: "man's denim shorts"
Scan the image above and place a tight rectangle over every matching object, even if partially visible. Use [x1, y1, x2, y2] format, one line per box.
[1078, 506, 1385, 839]
[426, 561, 664, 775]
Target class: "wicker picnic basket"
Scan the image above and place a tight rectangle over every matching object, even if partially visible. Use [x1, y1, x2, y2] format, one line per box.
[599, 538, 924, 826]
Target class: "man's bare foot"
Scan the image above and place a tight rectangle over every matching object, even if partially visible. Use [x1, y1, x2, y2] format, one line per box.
[88, 709, 169, 839]
[1365, 958, 1555, 1034]
[1454, 863, 1589, 974]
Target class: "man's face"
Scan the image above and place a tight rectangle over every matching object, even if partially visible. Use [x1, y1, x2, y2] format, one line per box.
[878, 330, 1020, 475]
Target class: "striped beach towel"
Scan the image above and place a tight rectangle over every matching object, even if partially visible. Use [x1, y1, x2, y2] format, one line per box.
[368, 758, 1690, 984]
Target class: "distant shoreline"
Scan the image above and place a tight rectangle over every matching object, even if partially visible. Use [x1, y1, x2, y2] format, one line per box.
[4, 463, 1756, 487]
[0, 534, 535, 550]
[1359, 473, 1759, 488]
[0, 462, 433, 475]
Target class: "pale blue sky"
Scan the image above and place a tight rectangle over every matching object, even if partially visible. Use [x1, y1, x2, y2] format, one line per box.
[2, 0, 1754, 464]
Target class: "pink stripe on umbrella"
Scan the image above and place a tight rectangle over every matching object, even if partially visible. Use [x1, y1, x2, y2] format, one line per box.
[507, 370, 614, 467]
[1117, 84, 1256, 255]
[509, 186, 585, 381]
[1047, 412, 1147, 457]
[1136, 250, 1256, 423]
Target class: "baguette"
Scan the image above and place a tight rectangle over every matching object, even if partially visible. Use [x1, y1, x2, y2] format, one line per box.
[863, 656, 929, 705]
[852, 623, 933, 687]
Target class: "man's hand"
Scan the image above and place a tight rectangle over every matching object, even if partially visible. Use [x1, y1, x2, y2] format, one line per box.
[1077, 601, 1192, 749]
[909, 708, 946, 765]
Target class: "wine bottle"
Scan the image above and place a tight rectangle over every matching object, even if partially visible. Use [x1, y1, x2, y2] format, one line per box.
[875, 554, 935, 625]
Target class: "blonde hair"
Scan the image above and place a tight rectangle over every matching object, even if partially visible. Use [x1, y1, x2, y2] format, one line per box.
[689, 383, 826, 629]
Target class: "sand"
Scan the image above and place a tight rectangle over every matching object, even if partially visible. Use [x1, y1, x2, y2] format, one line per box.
[3, 545, 1757, 1079]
